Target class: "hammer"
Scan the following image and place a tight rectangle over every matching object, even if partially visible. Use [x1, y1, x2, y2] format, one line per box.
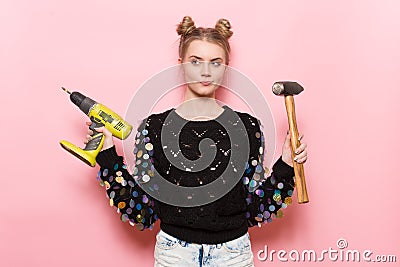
[272, 81, 309, 204]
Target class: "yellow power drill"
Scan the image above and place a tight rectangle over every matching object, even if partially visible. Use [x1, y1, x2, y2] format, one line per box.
[60, 87, 133, 167]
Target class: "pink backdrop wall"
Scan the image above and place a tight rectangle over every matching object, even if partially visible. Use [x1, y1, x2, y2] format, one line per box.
[1, 0, 399, 266]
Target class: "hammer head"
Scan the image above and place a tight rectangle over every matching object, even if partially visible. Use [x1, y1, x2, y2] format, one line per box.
[272, 81, 304, 96]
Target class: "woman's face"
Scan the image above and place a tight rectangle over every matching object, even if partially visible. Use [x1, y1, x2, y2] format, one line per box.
[179, 40, 227, 98]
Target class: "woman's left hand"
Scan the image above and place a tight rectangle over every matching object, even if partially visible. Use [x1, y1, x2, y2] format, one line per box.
[281, 131, 308, 168]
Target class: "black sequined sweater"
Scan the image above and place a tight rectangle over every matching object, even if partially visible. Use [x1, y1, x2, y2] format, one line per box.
[95, 105, 295, 244]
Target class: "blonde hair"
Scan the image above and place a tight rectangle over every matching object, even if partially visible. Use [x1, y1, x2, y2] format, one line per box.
[176, 16, 233, 65]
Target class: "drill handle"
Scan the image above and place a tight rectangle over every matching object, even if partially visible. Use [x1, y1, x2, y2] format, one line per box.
[89, 118, 104, 136]
[82, 118, 105, 152]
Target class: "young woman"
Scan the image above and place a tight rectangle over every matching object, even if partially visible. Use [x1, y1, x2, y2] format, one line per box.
[86, 16, 308, 267]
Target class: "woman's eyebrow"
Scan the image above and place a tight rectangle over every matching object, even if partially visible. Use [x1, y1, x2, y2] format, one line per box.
[189, 55, 223, 61]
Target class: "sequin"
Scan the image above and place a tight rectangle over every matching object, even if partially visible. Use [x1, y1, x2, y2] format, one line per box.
[270, 175, 276, 185]
[284, 197, 292, 205]
[109, 198, 114, 206]
[255, 165, 263, 173]
[129, 199, 135, 208]
[99, 180, 105, 187]
[253, 174, 261, 182]
[121, 214, 129, 222]
[142, 129, 148, 135]
[126, 208, 132, 214]
[143, 154, 149, 160]
[136, 214, 142, 222]
[142, 162, 148, 168]
[104, 181, 110, 190]
[108, 176, 114, 182]
[121, 180, 127, 186]
[287, 190, 293, 196]
[255, 189, 264, 197]
[260, 204, 265, 212]
[118, 202, 126, 209]
[145, 143, 153, 151]
[269, 205, 276, 212]
[142, 174, 150, 183]
[251, 160, 258, 166]
[273, 193, 281, 202]
[259, 146, 263, 155]
[136, 223, 144, 231]
[133, 167, 138, 175]
[255, 214, 263, 222]
[120, 188, 126, 196]
[136, 203, 142, 210]
[116, 176, 123, 183]
[132, 191, 139, 197]
[255, 132, 261, 138]
[114, 163, 119, 170]
[102, 169, 109, 177]
[142, 195, 149, 203]
[277, 210, 284, 218]
[137, 150, 143, 158]
[243, 177, 249, 185]
[263, 211, 271, 219]
[249, 180, 257, 188]
[277, 182, 284, 189]
[144, 137, 150, 142]
[110, 191, 115, 198]
[116, 171, 122, 177]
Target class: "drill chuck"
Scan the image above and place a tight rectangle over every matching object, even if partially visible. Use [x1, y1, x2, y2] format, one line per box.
[70, 91, 96, 115]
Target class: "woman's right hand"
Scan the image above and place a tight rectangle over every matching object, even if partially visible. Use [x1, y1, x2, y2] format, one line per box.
[85, 121, 115, 151]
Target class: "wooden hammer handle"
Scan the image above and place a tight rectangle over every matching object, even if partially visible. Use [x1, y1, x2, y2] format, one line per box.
[285, 95, 309, 204]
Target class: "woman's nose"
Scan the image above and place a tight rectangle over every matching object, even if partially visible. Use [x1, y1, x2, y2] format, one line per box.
[201, 62, 211, 77]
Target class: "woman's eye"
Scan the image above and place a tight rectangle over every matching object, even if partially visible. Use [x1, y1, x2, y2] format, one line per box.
[191, 59, 200, 65]
[212, 61, 221, 67]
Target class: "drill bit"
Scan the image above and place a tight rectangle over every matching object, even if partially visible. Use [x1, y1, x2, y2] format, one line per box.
[62, 87, 71, 94]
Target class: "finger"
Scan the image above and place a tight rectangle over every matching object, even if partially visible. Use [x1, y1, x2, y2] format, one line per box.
[295, 143, 307, 154]
[298, 133, 304, 141]
[294, 151, 307, 163]
[95, 127, 111, 137]
[87, 129, 93, 135]
[86, 134, 92, 141]
[295, 154, 307, 163]
[86, 121, 92, 126]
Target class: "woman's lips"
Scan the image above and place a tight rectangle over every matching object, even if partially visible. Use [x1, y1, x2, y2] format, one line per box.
[201, 81, 212, 86]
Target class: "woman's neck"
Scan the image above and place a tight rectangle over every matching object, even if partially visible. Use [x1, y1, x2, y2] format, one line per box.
[176, 91, 224, 121]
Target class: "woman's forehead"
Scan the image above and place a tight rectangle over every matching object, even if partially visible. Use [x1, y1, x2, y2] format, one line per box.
[185, 40, 225, 60]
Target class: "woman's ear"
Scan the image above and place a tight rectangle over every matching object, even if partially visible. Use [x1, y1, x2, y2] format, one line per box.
[178, 57, 182, 63]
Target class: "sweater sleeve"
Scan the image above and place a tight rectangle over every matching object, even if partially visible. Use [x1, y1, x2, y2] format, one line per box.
[95, 118, 158, 231]
[243, 117, 296, 228]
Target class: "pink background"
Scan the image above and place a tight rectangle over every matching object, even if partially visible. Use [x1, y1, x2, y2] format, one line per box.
[1, 0, 399, 266]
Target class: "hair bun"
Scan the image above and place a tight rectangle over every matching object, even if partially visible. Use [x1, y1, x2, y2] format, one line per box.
[176, 16, 196, 36]
[215, 18, 233, 39]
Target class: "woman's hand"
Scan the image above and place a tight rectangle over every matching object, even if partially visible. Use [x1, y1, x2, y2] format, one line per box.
[84, 121, 115, 151]
[281, 131, 308, 168]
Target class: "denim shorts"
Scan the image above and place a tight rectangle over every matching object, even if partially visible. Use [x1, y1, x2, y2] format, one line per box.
[154, 229, 254, 267]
